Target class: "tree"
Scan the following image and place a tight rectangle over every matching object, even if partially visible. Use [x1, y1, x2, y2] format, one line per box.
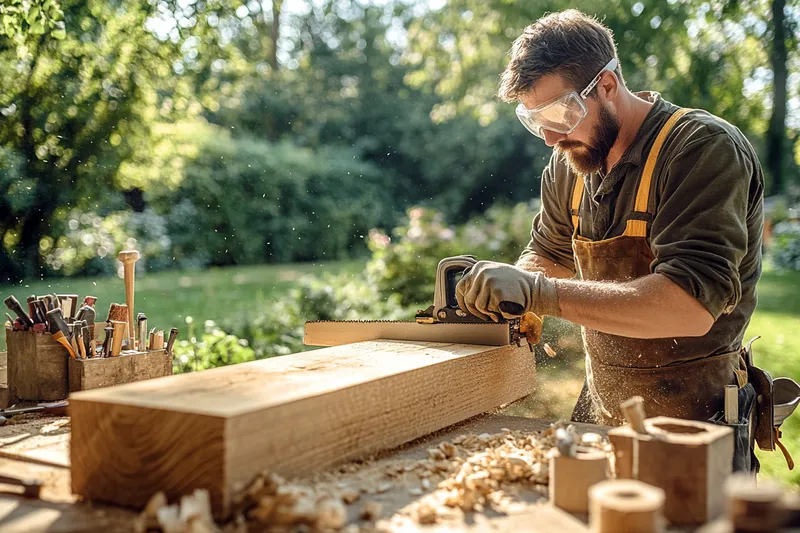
[0, 0, 183, 281]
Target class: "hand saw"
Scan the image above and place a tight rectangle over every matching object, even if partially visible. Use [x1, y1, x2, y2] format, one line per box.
[304, 255, 543, 348]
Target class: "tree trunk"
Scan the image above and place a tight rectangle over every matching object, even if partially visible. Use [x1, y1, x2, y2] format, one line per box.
[767, 0, 788, 194]
[269, 0, 281, 72]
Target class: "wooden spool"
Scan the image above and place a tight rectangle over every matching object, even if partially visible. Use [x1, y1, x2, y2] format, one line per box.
[549, 446, 609, 514]
[724, 474, 783, 533]
[589, 479, 665, 533]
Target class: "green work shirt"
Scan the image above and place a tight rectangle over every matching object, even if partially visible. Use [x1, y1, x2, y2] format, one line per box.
[520, 92, 764, 351]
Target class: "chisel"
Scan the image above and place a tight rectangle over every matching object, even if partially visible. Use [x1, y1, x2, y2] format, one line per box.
[27, 296, 43, 324]
[165, 328, 179, 356]
[102, 326, 114, 358]
[137, 313, 147, 352]
[46, 308, 71, 338]
[4, 296, 34, 328]
[110, 320, 126, 356]
[148, 327, 156, 351]
[725, 384, 739, 425]
[56, 294, 78, 321]
[75, 305, 96, 340]
[81, 324, 91, 358]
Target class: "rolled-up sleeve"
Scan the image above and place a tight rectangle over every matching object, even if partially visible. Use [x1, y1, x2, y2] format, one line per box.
[651, 133, 751, 319]
[518, 154, 576, 274]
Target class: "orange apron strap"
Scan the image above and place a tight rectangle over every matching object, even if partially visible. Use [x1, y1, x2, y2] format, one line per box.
[571, 174, 584, 230]
[623, 108, 692, 237]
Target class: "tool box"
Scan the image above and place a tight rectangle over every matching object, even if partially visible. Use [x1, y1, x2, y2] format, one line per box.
[6, 327, 69, 401]
[6, 325, 173, 402]
[3, 250, 177, 403]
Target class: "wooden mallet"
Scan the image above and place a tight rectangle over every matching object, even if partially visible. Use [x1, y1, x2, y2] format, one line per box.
[118, 250, 140, 348]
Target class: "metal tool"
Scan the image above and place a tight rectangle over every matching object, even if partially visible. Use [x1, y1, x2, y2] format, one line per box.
[4, 296, 34, 328]
[0, 473, 43, 498]
[56, 294, 79, 321]
[46, 308, 71, 338]
[102, 326, 114, 358]
[725, 384, 739, 425]
[165, 327, 179, 356]
[555, 427, 577, 458]
[304, 256, 544, 348]
[137, 313, 148, 351]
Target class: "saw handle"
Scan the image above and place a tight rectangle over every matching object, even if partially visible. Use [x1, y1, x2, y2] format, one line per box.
[433, 255, 477, 315]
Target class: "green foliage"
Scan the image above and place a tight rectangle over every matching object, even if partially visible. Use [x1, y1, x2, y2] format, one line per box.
[227, 273, 411, 359]
[137, 121, 398, 267]
[770, 220, 800, 271]
[367, 202, 540, 306]
[172, 317, 256, 374]
[0, 0, 66, 42]
[40, 208, 172, 277]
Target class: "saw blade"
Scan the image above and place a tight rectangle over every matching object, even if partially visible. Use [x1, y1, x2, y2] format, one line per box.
[304, 320, 515, 347]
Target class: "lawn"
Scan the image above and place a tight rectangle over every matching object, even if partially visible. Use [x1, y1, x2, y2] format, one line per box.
[0, 260, 363, 351]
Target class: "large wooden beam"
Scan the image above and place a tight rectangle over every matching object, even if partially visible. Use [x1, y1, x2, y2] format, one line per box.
[70, 340, 535, 518]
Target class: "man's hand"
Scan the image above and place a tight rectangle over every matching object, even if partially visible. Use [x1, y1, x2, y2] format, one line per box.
[455, 261, 560, 321]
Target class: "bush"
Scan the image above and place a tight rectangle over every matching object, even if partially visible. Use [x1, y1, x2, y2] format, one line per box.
[41, 208, 172, 277]
[139, 121, 399, 268]
[172, 317, 256, 373]
[770, 220, 800, 271]
[226, 272, 411, 359]
[366, 201, 541, 306]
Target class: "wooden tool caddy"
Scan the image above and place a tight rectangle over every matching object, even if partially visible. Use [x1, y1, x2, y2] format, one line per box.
[5, 325, 172, 402]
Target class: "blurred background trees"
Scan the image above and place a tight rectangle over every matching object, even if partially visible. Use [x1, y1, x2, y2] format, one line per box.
[1, 0, 799, 281]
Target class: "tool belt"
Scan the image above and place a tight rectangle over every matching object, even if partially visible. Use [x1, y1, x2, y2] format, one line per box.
[711, 336, 800, 472]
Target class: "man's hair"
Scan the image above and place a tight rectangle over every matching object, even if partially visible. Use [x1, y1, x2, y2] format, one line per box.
[498, 10, 624, 103]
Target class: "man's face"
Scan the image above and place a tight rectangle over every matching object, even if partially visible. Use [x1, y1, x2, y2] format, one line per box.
[519, 74, 619, 175]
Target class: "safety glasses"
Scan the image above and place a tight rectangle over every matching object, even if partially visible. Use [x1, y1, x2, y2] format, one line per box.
[515, 58, 618, 139]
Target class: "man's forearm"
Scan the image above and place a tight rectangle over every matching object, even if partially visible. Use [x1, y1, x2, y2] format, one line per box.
[555, 273, 715, 339]
[515, 253, 575, 279]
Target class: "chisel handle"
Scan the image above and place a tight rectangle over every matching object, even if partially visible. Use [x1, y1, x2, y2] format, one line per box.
[165, 328, 179, 356]
[4, 296, 33, 328]
[46, 308, 71, 338]
[52, 331, 77, 359]
[119, 250, 140, 349]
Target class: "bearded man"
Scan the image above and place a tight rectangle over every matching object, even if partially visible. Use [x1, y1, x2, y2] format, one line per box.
[455, 9, 765, 448]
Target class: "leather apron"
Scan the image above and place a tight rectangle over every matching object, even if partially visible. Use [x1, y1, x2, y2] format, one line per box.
[569, 108, 740, 426]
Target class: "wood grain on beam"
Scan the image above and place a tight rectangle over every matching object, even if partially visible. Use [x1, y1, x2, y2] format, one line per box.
[70, 340, 536, 518]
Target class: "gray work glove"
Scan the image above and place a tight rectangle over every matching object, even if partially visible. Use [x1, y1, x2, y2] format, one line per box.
[455, 260, 561, 321]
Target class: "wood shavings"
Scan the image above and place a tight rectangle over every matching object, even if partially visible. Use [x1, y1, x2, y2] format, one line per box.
[134, 491, 167, 533]
[223, 425, 611, 530]
[360, 501, 383, 521]
[149, 489, 219, 533]
[340, 487, 360, 504]
[543, 343, 557, 358]
[316, 498, 347, 530]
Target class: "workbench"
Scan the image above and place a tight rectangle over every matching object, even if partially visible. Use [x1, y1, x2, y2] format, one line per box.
[0, 409, 717, 533]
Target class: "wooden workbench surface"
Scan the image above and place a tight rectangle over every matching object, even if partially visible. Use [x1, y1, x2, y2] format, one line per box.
[0, 411, 615, 533]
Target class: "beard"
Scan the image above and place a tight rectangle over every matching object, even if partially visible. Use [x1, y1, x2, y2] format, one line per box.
[556, 104, 620, 175]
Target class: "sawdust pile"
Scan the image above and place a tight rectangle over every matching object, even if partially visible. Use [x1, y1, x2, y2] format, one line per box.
[136, 426, 611, 533]
[226, 426, 610, 532]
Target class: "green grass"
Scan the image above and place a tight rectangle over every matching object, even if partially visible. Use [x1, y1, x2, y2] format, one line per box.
[745, 270, 800, 485]
[0, 260, 363, 350]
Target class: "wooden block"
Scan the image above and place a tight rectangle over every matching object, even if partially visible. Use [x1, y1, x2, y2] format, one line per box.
[68, 349, 171, 392]
[608, 417, 733, 525]
[6, 327, 68, 402]
[549, 446, 609, 514]
[69, 340, 536, 518]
